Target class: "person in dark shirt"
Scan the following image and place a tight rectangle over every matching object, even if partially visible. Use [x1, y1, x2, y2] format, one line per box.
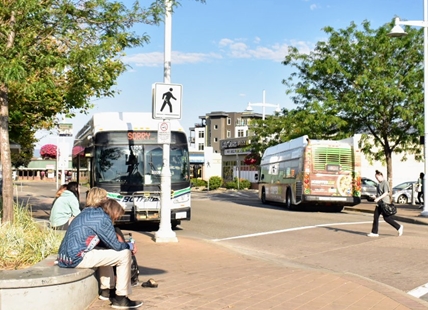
[367, 170, 403, 238]
[57, 198, 143, 309]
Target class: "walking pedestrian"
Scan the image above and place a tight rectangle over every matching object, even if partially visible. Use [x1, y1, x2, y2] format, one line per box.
[417, 172, 424, 208]
[367, 170, 403, 237]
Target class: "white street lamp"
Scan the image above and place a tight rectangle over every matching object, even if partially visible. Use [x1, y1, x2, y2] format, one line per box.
[388, 0, 428, 216]
[246, 90, 281, 120]
[155, 0, 178, 242]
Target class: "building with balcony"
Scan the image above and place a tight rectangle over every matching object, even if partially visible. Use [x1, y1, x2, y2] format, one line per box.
[188, 110, 263, 182]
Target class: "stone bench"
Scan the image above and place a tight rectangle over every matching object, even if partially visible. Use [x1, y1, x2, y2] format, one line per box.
[0, 255, 98, 310]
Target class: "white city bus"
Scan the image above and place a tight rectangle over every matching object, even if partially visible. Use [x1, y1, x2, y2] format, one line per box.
[73, 112, 191, 227]
[258, 135, 361, 212]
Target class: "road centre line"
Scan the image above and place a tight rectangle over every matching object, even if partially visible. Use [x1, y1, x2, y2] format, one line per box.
[211, 221, 375, 242]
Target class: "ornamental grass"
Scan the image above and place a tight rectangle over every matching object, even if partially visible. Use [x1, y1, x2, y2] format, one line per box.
[0, 202, 63, 270]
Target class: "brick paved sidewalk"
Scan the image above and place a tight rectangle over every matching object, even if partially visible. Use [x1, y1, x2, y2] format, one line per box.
[87, 233, 428, 310]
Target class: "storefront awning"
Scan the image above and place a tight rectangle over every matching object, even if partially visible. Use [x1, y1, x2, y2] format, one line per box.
[189, 154, 204, 164]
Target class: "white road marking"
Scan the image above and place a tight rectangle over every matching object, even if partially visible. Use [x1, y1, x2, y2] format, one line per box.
[211, 221, 375, 242]
[408, 283, 428, 298]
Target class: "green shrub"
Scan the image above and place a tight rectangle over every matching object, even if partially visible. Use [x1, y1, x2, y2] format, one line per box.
[224, 181, 237, 189]
[238, 178, 251, 189]
[225, 178, 252, 190]
[208, 176, 223, 190]
[0, 203, 63, 270]
[191, 178, 207, 187]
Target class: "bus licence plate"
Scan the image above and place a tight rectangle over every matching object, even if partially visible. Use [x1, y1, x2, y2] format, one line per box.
[175, 211, 187, 219]
[134, 200, 160, 210]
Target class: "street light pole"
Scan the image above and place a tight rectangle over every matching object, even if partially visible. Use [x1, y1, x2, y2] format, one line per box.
[388, 0, 428, 216]
[245, 90, 281, 120]
[154, 0, 178, 242]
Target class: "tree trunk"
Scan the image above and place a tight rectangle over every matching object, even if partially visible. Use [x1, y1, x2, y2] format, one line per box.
[385, 148, 393, 200]
[0, 84, 13, 224]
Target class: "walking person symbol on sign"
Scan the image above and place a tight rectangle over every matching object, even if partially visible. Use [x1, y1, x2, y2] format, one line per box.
[160, 88, 176, 113]
[152, 83, 182, 120]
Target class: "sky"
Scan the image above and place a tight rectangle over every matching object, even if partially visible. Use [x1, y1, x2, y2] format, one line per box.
[35, 0, 423, 150]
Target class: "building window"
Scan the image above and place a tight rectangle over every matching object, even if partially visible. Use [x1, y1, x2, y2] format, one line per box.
[237, 129, 244, 137]
[214, 125, 218, 130]
[198, 143, 204, 151]
[235, 118, 241, 126]
[214, 137, 218, 142]
[227, 130, 231, 138]
[198, 131, 204, 138]
[227, 118, 231, 125]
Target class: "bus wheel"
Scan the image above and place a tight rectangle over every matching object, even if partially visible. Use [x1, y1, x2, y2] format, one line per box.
[171, 220, 181, 229]
[331, 206, 344, 212]
[261, 188, 267, 204]
[285, 189, 292, 209]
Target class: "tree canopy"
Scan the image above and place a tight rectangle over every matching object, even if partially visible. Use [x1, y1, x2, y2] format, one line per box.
[249, 20, 424, 185]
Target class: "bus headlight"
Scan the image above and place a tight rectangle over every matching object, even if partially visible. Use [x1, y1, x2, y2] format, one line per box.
[172, 193, 190, 204]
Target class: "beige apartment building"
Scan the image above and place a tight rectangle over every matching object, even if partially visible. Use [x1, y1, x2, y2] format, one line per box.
[189, 111, 263, 182]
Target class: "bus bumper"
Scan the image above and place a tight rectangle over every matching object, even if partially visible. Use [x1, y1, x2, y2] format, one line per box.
[116, 207, 191, 223]
[304, 195, 361, 206]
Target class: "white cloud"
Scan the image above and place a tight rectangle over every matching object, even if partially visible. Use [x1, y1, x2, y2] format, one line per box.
[218, 38, 234, 46]
[123, 51, 222, 67]
[123, 38, 313, 67]
[218, 38, 312, 62]
[310, 4, 320, 10]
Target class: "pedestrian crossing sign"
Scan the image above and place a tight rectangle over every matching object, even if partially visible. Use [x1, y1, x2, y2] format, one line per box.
[152, 83, 183, 120]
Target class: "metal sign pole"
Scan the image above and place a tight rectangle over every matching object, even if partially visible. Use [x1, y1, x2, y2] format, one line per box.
[154, 0, 178, 242]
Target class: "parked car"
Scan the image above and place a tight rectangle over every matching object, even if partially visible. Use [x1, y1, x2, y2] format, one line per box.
[392, 181, 416, 204]
[361, 177, 378, 201]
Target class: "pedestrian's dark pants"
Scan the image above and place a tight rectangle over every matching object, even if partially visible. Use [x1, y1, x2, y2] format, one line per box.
[371, 206, 400, 234]
[418, 192, 424, 204]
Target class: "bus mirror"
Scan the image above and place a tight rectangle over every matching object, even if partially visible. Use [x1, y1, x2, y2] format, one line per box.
[84, 146, 93, 158]
[254, 173, 259, 181]
[260, 174, 264, 181]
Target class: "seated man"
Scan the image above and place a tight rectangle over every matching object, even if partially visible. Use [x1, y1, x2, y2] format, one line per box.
[57, 198, 143, 309]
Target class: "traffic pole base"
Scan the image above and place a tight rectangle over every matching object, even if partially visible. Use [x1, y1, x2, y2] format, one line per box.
[153, 229, 178, 243]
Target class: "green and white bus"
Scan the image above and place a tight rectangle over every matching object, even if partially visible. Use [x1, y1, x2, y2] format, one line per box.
[73, 112, 191, 227]
[258, 135, 361, 212]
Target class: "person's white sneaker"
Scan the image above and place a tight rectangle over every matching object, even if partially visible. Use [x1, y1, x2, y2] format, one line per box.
[398, 225, 404, 237]
[367, 233, 379, 237]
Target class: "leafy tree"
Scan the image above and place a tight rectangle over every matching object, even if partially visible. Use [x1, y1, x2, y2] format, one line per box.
[0, 0, 205, 223]
[247, 107, 350, 156]
[279, 20, 423, 185]
[11, 143, 34, 169]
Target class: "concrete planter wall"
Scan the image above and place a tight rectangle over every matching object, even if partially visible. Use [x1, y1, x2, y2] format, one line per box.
[0, 255, 98, 310]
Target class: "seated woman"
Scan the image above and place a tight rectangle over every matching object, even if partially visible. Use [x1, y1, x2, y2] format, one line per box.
[49, 182, 80, 230]
[86, 187, 140, 289]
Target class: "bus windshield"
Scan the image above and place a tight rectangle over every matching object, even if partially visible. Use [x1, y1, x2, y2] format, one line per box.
[95, 144, 189, 186]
